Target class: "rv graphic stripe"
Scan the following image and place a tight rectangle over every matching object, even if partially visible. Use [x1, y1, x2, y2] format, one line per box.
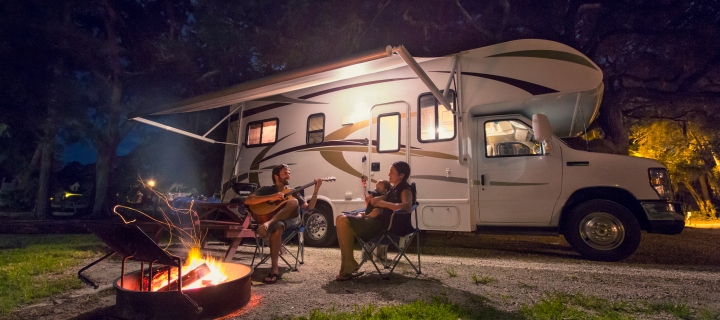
[242, 78, 416, 118]
[486, 50, 598, 71]
[412, 175, 467, 183]
[432, 71, 558, 96]
[489, 181, 549, 186]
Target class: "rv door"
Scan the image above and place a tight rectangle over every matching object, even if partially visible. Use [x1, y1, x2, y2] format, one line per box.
[473, 116, 562, 224]
[368, 102, 410, 189]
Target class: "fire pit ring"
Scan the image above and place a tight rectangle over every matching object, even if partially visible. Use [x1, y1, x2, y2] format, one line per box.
[114, 262, 252, 320]
[80, 223, 254, 320]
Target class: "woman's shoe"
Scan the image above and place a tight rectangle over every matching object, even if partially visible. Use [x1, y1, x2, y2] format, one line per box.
[263, 273, 279, 284]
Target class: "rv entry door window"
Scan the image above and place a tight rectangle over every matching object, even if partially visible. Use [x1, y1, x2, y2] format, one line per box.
[484, 120, 542, 157]
[377, 113, 400, 153]
[246, 118, 279, 147]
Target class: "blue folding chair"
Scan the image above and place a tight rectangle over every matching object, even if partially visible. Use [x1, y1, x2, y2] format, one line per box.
[355, 182, 421, 279]
[249, 208, 311, 272]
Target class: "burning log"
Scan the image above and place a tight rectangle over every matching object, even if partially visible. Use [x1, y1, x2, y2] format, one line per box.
[155, 263, 211, 291]
[143, 266, 174, 291]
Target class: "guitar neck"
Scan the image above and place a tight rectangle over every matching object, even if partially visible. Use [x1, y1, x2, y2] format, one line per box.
[286, 181, 317, 197]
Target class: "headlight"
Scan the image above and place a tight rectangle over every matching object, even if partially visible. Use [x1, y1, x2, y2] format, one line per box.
[649, 168, 673, 201]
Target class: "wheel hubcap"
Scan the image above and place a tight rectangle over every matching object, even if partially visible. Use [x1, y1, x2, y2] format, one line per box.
[579, 212, 625, 250]
[306, 212, 327, 241]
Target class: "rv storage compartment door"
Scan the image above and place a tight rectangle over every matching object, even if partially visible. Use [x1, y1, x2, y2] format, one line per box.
[422, 206, 460, 229]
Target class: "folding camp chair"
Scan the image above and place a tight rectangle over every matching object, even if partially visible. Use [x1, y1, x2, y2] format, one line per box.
[355, 182, 421, 280]
[249, 208, 310, 272]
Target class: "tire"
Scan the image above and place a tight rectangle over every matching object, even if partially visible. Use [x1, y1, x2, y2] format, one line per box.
[303, 202, 337, 247]
[564, 199, 641, 262]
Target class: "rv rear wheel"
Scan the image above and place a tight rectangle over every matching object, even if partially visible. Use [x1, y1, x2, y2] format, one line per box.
[564, 199, 641, 262]
[303, 202, 337, 247]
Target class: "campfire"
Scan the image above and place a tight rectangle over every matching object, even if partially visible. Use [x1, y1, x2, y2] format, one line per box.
[146, 248, 229, 292]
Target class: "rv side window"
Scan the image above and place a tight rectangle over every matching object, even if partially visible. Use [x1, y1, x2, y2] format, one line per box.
[377, 113, 400, 153]
[245, 118, 279, 147]
[484, 120, 542, 157]
[306, 113, 325, 145]
[418, 90, 456, 143]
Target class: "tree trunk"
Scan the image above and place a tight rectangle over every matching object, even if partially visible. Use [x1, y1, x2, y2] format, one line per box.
[92, 143, 114, 217]
[35, 116, 57, 219]
[698, 175, 717, 217]
[18, 143, 42, 190]
[91, 0, 124, 218]
[596, 88, 630, 155]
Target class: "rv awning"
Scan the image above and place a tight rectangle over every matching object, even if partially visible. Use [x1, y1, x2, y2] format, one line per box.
[128, 45, 455, 145]
[130, 46, 406, 118]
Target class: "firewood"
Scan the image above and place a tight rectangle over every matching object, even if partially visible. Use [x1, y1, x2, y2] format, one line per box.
[155, 263, 210, 291]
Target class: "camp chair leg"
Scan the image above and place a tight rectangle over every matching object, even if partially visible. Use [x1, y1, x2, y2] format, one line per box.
[416, 231, 421, 274]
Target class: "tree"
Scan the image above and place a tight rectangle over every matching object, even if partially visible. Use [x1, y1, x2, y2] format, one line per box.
[631, 119, 719, 218]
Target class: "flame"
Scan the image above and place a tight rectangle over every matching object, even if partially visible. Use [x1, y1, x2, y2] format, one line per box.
[149, 248, 228, 291]
[181, 248, 228, 289]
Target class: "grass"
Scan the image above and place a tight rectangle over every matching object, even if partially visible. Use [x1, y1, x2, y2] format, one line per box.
[445, 267, 457, 278]
[521, 291, 719, 320]
[285, 294, 521, 320]
[471, 273, 495, 285]
[0, 234, 105, 315]
[282, 291, 720, 320]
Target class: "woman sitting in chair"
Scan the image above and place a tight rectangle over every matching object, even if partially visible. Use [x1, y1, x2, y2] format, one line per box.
[334, 161, 413, 281]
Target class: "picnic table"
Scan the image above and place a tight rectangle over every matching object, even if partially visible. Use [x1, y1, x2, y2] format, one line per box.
[134, 200, 256, 262]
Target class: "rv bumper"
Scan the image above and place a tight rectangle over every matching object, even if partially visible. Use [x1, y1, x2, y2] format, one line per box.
[640, 201, 684, 235]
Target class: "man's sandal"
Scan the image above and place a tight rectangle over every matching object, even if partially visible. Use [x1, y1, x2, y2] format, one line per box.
[263, 273, 279, 284]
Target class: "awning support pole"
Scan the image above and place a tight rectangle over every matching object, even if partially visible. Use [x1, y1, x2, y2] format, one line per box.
[443, 56, 458, 100]
[131, 117, 238, 145]
[393, 45, 456, 115]
[203, 103, 242, 137]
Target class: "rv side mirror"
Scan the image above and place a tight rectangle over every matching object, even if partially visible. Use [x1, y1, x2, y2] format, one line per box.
[532, 114, 552, 142]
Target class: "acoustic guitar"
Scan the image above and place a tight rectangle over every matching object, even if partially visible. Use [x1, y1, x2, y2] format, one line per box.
[248, 177, 336, 224]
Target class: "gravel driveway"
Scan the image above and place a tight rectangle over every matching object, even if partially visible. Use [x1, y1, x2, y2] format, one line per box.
[13, 227, 720, 320]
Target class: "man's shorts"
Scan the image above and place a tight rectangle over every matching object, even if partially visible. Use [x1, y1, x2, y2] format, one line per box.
[266, 214, 302, 235]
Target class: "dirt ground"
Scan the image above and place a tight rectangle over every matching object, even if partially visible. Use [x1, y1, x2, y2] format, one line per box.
[6, 226, 720, 320]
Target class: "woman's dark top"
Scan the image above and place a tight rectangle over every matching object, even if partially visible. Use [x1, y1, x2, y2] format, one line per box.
[347, 181, 411, 241]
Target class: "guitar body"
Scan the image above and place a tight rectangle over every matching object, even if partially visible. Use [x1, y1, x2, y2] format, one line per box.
[246, 177, 335, 224]
[248, 189, 296, 224]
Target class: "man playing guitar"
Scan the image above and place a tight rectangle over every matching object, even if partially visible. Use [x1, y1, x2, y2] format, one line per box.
[244, 164, 323, 284]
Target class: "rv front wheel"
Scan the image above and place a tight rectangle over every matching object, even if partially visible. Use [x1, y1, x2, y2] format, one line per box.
[304, 202, 337, 247]
[564, 199, 641, 262]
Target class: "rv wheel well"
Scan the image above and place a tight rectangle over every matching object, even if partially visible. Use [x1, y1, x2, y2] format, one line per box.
[559, 187, 649, 234]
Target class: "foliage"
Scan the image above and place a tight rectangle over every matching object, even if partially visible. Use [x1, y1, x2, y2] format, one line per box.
[0, 235, 105, 315]
[630, 119, 719, 218]
[472, 274, 495, 285]
[445, 267, 457, 277]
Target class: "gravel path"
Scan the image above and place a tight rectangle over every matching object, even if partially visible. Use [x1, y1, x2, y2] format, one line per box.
[10, 227, 720, 320]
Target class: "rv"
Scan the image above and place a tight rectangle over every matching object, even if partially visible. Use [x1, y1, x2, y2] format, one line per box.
[131, 39, 684, 261]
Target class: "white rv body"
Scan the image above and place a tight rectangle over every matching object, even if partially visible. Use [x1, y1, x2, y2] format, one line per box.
[134, 39, 684, 261]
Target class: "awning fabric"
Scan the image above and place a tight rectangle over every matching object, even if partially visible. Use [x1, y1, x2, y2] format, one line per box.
[128, 46, 436, 118]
